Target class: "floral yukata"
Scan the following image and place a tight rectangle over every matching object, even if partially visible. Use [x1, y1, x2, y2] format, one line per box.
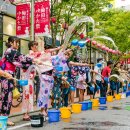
[27, 50, 54, 110]
[51, 52, 69, 109]
[77, 66, 89, 90]
[70, 66, 79, 89]
[0, 48, 32, 116]
[22, 70, 35, 113]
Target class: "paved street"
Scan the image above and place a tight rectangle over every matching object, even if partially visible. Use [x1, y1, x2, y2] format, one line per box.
[8, 97, 130, 130]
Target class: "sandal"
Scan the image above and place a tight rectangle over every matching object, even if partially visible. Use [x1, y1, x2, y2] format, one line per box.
[23, 117, 30, 121]
[7, 121, 15, 126]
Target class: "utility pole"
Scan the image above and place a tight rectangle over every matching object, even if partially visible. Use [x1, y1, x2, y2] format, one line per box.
[31, 0, 34, 41]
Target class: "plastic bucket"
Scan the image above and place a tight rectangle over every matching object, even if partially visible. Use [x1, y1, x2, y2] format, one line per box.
[48, 110, 60, 122]
[115, 94, 121, 100]
[99, 97, 106, 104]
[121, 92, 126, 99]
[55, 66, 63, 72]
[80, 102, 89, 111]
[78, 41, 85, 48]
[71, 39, 78, 46]
[107, 96, 113, 102]
[60, 107, 71, 119]
[91, 99, 99, 107]
[18, 80, 28, 86]
[72, 104, 82, 114]
[126, 91, 130, 97]
[0, 116, 8, 130]
[87, 101, 92, 109]
[31, 115, 44, 127]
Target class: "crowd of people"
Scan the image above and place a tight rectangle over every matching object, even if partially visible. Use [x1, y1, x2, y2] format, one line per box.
[0, 36, 129, 126]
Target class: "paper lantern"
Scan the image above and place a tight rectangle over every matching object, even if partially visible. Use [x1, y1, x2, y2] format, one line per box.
[112, 50, 116, 54]
[109, 49, 113, 53]
[79, 33, 84, 39]
[86, 38, 91, 43]
[104, 47, 109, 51]
[101, 45, 106, 50]
[92, 41, 97, 45]
[51, 17, 56, 23]
[96, 43, 101, 47]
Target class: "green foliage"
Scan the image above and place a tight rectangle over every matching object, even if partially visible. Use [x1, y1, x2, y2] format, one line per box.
[95, 9, 130, 52]
[50, 0, 109, 47]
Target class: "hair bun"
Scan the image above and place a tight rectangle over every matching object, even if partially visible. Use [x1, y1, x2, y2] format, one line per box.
[5, 42, 11, 48]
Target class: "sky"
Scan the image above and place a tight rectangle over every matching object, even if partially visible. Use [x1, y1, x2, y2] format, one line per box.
[115, 0, 130, 7]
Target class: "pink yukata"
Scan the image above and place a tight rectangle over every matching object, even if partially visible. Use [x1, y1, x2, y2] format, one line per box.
[27, 50, 54, 109]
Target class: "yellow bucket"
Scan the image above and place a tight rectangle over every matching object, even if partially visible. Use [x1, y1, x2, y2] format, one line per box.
[115, 94, 121, 100]
[72, 104, 82, 114]
[91, 99, 99, 107]
[107, 96, 113, 102]
[60, 107, 71, 119]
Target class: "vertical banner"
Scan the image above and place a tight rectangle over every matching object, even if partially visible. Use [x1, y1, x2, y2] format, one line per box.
[16, 4, 30, 38]
[34, 1, 50, 36]
[127, 58, 130, 64]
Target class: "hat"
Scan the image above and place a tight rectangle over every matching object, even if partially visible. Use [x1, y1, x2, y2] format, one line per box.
[97, 58, 103, 63]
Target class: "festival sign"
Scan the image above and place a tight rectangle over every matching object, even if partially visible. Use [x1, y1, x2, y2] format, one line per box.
[34, 1, 50, 36]
[16, 4, 30, 37]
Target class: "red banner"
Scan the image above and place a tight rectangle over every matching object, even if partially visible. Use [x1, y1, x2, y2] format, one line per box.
[16, 4, 30, 38]
[34, 1, 50, 36]
[127, 59, 130, 64]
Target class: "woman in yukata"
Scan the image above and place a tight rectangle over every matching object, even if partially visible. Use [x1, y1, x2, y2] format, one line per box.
[24, 41, 61, 119]
[64, 50, 90, 104]
[51, 49, 90, 108]
[0, 36, 33, 126]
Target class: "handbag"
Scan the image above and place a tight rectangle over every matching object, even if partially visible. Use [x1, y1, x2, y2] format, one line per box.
[13, 87, 20, 99]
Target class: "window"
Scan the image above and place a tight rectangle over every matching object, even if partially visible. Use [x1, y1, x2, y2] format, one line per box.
[3, 16, 16, 36]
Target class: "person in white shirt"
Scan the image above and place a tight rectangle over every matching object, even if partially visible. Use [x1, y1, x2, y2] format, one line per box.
[93, 58, 105, 97]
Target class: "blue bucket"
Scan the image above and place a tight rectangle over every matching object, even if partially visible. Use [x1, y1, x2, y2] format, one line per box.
[18, 80, 28, 86]
[55, 66, 63, 72]
[126, 91, 130, 97]
[80, 102, 89, 111]
[71, 39, 78, 46]
[99, 97, 106, 104]
[87, 101, 92, 109]
[48, 110, 60, 123]
[0, 116, 8, 130]
[78, 41, 85, 48]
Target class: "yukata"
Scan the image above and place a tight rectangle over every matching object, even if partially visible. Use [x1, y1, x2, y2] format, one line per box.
[22, 70, 35, 113]
[27, 50, 54, 110]
[51, 52, 69, 109]
[0, 48, 32, 116]
[37, 74, 54, 109]
[77, 66, 87, 90]
[70, 66, 79, 91]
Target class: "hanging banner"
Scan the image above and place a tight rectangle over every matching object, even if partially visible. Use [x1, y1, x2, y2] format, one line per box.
[16, 4, 30, 38]
[127, 58, 130, 64]
[34, 1, 50, 36]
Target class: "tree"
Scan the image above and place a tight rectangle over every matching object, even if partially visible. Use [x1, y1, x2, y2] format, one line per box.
[49, 0, 109, 47]
[94, 9, 130, 52]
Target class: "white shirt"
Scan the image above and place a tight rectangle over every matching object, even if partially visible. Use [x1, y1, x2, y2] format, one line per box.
[94, 66, 102, 81]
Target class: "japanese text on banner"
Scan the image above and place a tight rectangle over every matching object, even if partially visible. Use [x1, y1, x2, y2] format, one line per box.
[16, 4, 30, 38]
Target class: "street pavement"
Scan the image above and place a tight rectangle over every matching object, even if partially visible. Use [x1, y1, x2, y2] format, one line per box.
[8, 97, 130, 130]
